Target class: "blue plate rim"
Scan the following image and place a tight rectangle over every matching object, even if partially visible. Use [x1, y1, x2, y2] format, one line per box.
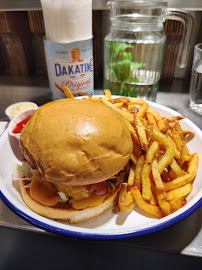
[0, 189, 201, 239]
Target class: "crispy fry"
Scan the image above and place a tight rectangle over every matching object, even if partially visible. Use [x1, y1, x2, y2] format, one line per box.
[146, 112, 159, 130]
[64, 86, 75, 98]
[152, 129, 175, 174]
[134, 156, 145, 190]
[166, 183, 192, 201]
[113, 97, 130, 104]
[118, 184, 136, 212]
[113, 102, 123, 109]
[157, 192, 172, 215]
[165, 115, 185, 124]
[128, 98, 145, 105]
[183, 130, 195, 143]
[170, 197, 187, 212]
[187, 153, 199, 175]
[130, 153, 138, 165]
[165, 174, 194, 191]
[165, 153, 199, 191]
[130, 186, 164, 218]
[136, 102, 149, 118]
[134, 114, 148, 151]
[152, 159, 165, 192]
[101, 98, 134, 123]
[127, 164, 136, 187]
[146, 108, 166, 132]
[104, 89, 111, 100]
[169, 121, 183, 151]
[146, 140, 159, 163]
[141, 163, 152, 201]
[170, 158, 186, 177]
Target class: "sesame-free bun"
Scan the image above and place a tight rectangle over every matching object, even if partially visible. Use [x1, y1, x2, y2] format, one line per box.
[20, 99, 133, 186]
[20, 179, 122, 223]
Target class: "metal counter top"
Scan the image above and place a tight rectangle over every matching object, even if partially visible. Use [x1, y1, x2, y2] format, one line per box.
[0, 82, 201, 258]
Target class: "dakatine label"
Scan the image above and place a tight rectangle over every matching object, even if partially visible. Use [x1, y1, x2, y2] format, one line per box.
[44, 39, 94, 99]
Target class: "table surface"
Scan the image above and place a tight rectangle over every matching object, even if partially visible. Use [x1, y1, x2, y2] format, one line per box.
[0, 80, 202, 259]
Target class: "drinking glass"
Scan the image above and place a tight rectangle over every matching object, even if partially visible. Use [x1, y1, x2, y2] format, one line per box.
[189, 43, 202, 115]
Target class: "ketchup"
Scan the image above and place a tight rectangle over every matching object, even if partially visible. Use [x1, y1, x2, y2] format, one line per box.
[12, 115, 32, 134]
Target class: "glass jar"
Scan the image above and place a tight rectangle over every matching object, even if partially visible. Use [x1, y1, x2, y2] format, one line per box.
[104, 0, 189, 101]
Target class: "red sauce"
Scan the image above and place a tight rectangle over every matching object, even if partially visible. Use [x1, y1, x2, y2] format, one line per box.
[12, 115, 32, 134]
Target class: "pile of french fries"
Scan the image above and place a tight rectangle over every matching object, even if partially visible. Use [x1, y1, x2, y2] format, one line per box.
[65, 87, 199, 219]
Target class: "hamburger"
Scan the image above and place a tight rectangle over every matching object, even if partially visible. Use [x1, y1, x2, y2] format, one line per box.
[18, 98, 133, 223]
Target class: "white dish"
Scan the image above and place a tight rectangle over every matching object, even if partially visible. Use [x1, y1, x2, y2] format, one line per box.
[0, 97, 201, 239]
[5, 101, 38, 121]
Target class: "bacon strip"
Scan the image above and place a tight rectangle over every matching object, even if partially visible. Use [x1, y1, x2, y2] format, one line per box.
[86, 181, 108, 196]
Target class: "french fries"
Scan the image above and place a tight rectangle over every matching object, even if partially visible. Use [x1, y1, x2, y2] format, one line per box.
[130, 186, 164, 218]
[118, 184, 136, 212]
[102, 89, 199, 218]
[65, 88, 199, 219]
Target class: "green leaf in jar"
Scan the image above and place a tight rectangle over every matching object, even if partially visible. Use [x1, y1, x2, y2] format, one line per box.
[113, 60, 131, 82]
[130, 62, 146, 70]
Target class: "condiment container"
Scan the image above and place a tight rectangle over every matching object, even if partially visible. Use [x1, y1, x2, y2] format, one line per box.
[8, 109, 36, 161]
[5, 102, 38, 121]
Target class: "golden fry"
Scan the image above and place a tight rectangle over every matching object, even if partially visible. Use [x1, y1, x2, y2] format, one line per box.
[151, 159, 165, 192]
[130, 154, 137, 165]
[146, 140, 159, 164]
[157, 192, 172, 215]
[146, 112, 159, 130]
[165, 153, 198, 191]
[152, 129, 175, 174]
[104, 89, 112, 100]
[118, 184, 136, 212]
[101, 98, 134, 123]
[187, 153, 199, 175]
[170, 197, 187, 212]
[113, 102, 123, 109]
[146, 108, 166, 132]
[134, 155, 145, 190]
[170, 158, 185, 177]
[165, 174, 194, 191]
[141, 163, 152, 201]
[128, 98, 145, 105]
[64, 86, 75, 98]
[127, 164, 136, 187]
[166, 183, 192, 201]
[130, 186, 164, 218]
[134, 114, 148, 151]
[136, 102, 149, 118]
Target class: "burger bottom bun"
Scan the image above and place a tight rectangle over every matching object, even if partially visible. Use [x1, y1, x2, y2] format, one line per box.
[20, 180, 122, 224]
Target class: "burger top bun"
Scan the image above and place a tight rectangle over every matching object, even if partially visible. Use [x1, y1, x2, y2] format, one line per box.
[20, 98, 133, 186]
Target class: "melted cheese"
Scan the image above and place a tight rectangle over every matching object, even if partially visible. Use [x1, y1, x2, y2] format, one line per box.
[71, 194, 106, 210]
[30, 171, 108, 209]
[30, 171, 61, 206]
[55, 184, 93, 200]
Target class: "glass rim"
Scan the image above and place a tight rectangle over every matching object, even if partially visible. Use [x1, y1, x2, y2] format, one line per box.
[108, 0, 168, 8]
[195, 43, 202, 52]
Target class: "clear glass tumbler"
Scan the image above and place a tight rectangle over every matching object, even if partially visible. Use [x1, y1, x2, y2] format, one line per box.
[189, 43, 202, 115]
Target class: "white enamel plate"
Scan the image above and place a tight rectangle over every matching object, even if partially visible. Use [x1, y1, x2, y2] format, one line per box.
[0, 98, 202, 239]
